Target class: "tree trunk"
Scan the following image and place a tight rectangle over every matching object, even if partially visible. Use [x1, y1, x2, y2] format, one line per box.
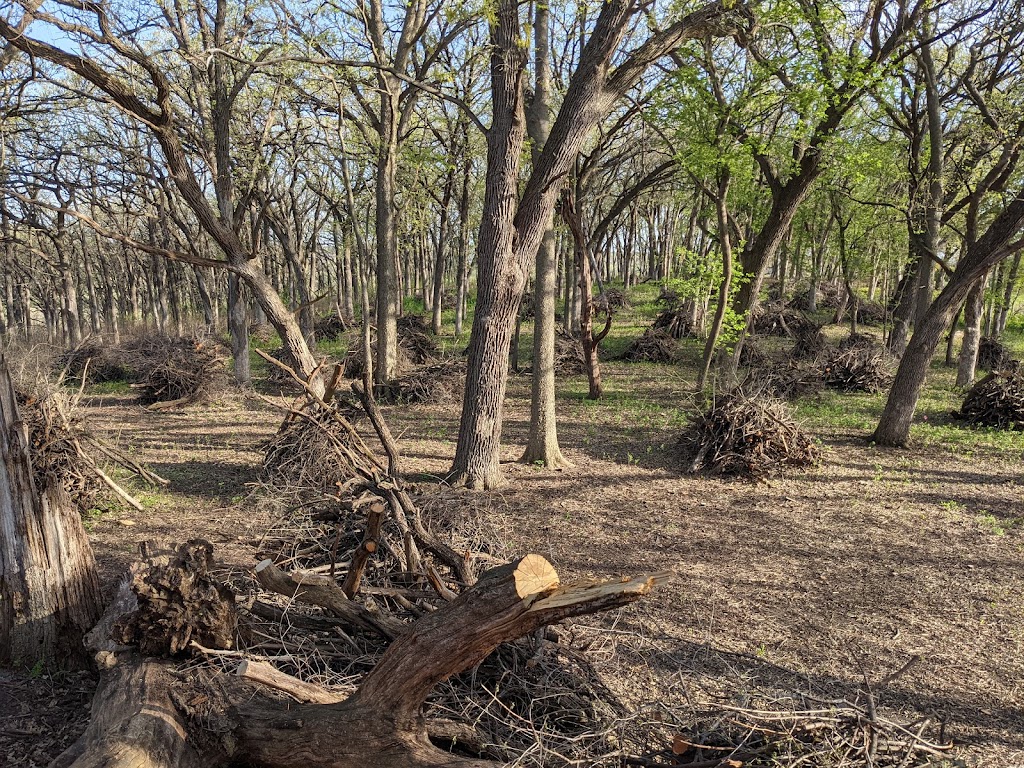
[521, 0, 571, 468]
[956, 276, 985, 387]
[0, 354, 102, 670]
[227, 273, 250, 386]
[698, 170, 733, 391]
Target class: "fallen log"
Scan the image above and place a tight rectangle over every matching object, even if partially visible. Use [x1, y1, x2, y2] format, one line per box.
[57, 549, 667, 768]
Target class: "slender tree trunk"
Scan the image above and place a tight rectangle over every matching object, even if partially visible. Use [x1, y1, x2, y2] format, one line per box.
[698, 170, 733, 391]
[521, 0, 570, 467]
[227, 274, 250, 386]
[956, 276, 986, 386]
[996, 250, 1021, 335]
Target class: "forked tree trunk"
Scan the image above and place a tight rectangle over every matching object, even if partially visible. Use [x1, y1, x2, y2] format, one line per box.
[0, 354, 102, 670]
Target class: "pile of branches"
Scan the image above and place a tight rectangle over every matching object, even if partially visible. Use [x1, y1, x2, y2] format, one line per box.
[752, 303, 817, 338]
[855, 299, 888, 326]
[820, 337, 893, 393]
[758, 362, 824, 401]
[248, 364, 632, 765]
[249, 323, 277, 344]
[656, 284, 680, 308]
[652, 307, 700, 339]
[55, 339, 132, 384]
[634, 697, 952, 767]
[790, 325, 828, 361]
[620, 329, 680, 363]
[977, 336, 1015, 371]
[374, 360, 465, 405]
[122, 333, 228, 407]
[314, 314, 351, 342]
[16, 386, 168, 514]
[682, 390, 817, 476]
[738, 339, 769, 368]
[551, 329, 588, 375]
[397, 314, 439, 364]
[594, 288, 631, 313]
[790, 281, 844, 310]
[341, 331, 413, 380]
[958, 368, 1024, 430]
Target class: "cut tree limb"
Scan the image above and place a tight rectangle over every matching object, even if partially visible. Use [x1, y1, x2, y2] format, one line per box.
[254, 559, 405, 639]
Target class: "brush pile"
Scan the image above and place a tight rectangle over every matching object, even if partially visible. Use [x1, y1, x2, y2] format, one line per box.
[977, 336, 1015, 371]
[341, 331, 413, 380]
[16, 386, 168, 513]
[790, 280, 844, 310]
[518, 290, 535, 320]
[397, 314, 439, 363]
[620, 329, 679, 363]
[55, 339, 132, 384]
[314, 314, 351, 342]
[790, 325, 828, 361]
[682, 390, 817, 476]
[122, 333, 228, 407]
[738, 339, 769, 368]
[753, 303, 817, 337]
[958, 368, 1024, 429]
[855, 299, 888, 326]
[594, 287, 631, 313]
[653, 307, 700, 339]
[374, 360, 465, 405]
[760, 362, 824, 401]
[656, 284, 680, 307]
[247, 365, 635, 766]
[820, 337, 893, 393]
[550, 329, 588, 375]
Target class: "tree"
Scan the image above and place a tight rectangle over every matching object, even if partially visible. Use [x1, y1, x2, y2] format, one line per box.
[449, 0, 745, 488]
[0, 0, 323, 388]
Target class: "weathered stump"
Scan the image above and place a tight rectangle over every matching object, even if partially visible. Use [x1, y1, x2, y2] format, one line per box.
[0, 353, 102, 670]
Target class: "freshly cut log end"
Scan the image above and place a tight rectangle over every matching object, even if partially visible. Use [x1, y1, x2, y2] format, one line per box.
[513, 553, 560, 597]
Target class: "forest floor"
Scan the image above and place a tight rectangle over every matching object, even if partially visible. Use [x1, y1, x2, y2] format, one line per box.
[2, 314, 1023, 768]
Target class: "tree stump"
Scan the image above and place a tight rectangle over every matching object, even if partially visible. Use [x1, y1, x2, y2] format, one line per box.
[0, 353, 102, 670]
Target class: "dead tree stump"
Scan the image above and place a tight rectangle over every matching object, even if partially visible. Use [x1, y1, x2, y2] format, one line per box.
[0, 353, 102, 670]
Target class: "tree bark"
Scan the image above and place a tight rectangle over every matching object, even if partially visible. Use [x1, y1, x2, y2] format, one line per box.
[0, 354, 102, 670]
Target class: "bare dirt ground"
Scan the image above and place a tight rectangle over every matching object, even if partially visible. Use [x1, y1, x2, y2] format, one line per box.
[2, 360, 1022, 767]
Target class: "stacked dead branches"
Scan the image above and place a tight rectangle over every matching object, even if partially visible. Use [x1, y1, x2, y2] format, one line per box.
[977, 336, 1015, 371]
[656, 285, 680, 307]
[820, 338, 893, 393]
[121, 333, 228, 408]
[633, 696, 953, 767]
[752, 304, 817, 338]
[790, 326, 828, 361]
[594, 287, 631, 313]
[16, 386, 168, 514]
[653, 307, 700, 339]
[758, 362, 824, 401]
[958, 368, 1024, 429]
[738, 339, 769, 368]
[790, 281, 844, 310]
[314, 315, 352, 342]
[620, 329, 680, 363]
[682, 390, 817, 476]
[855, 299, 888, 326]
[374, 361, 465, 405]
[397, 314, 439, 363]
[519, 290, 536, 320]
[55, 339, 132, 384]
[341, 330, 413, 380]
[551, 329, 589, 375]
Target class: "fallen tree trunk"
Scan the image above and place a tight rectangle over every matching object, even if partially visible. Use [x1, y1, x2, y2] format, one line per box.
[58, 548, 667, 768]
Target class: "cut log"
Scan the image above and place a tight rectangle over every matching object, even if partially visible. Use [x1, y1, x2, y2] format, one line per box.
[0, 353, 102, 670]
